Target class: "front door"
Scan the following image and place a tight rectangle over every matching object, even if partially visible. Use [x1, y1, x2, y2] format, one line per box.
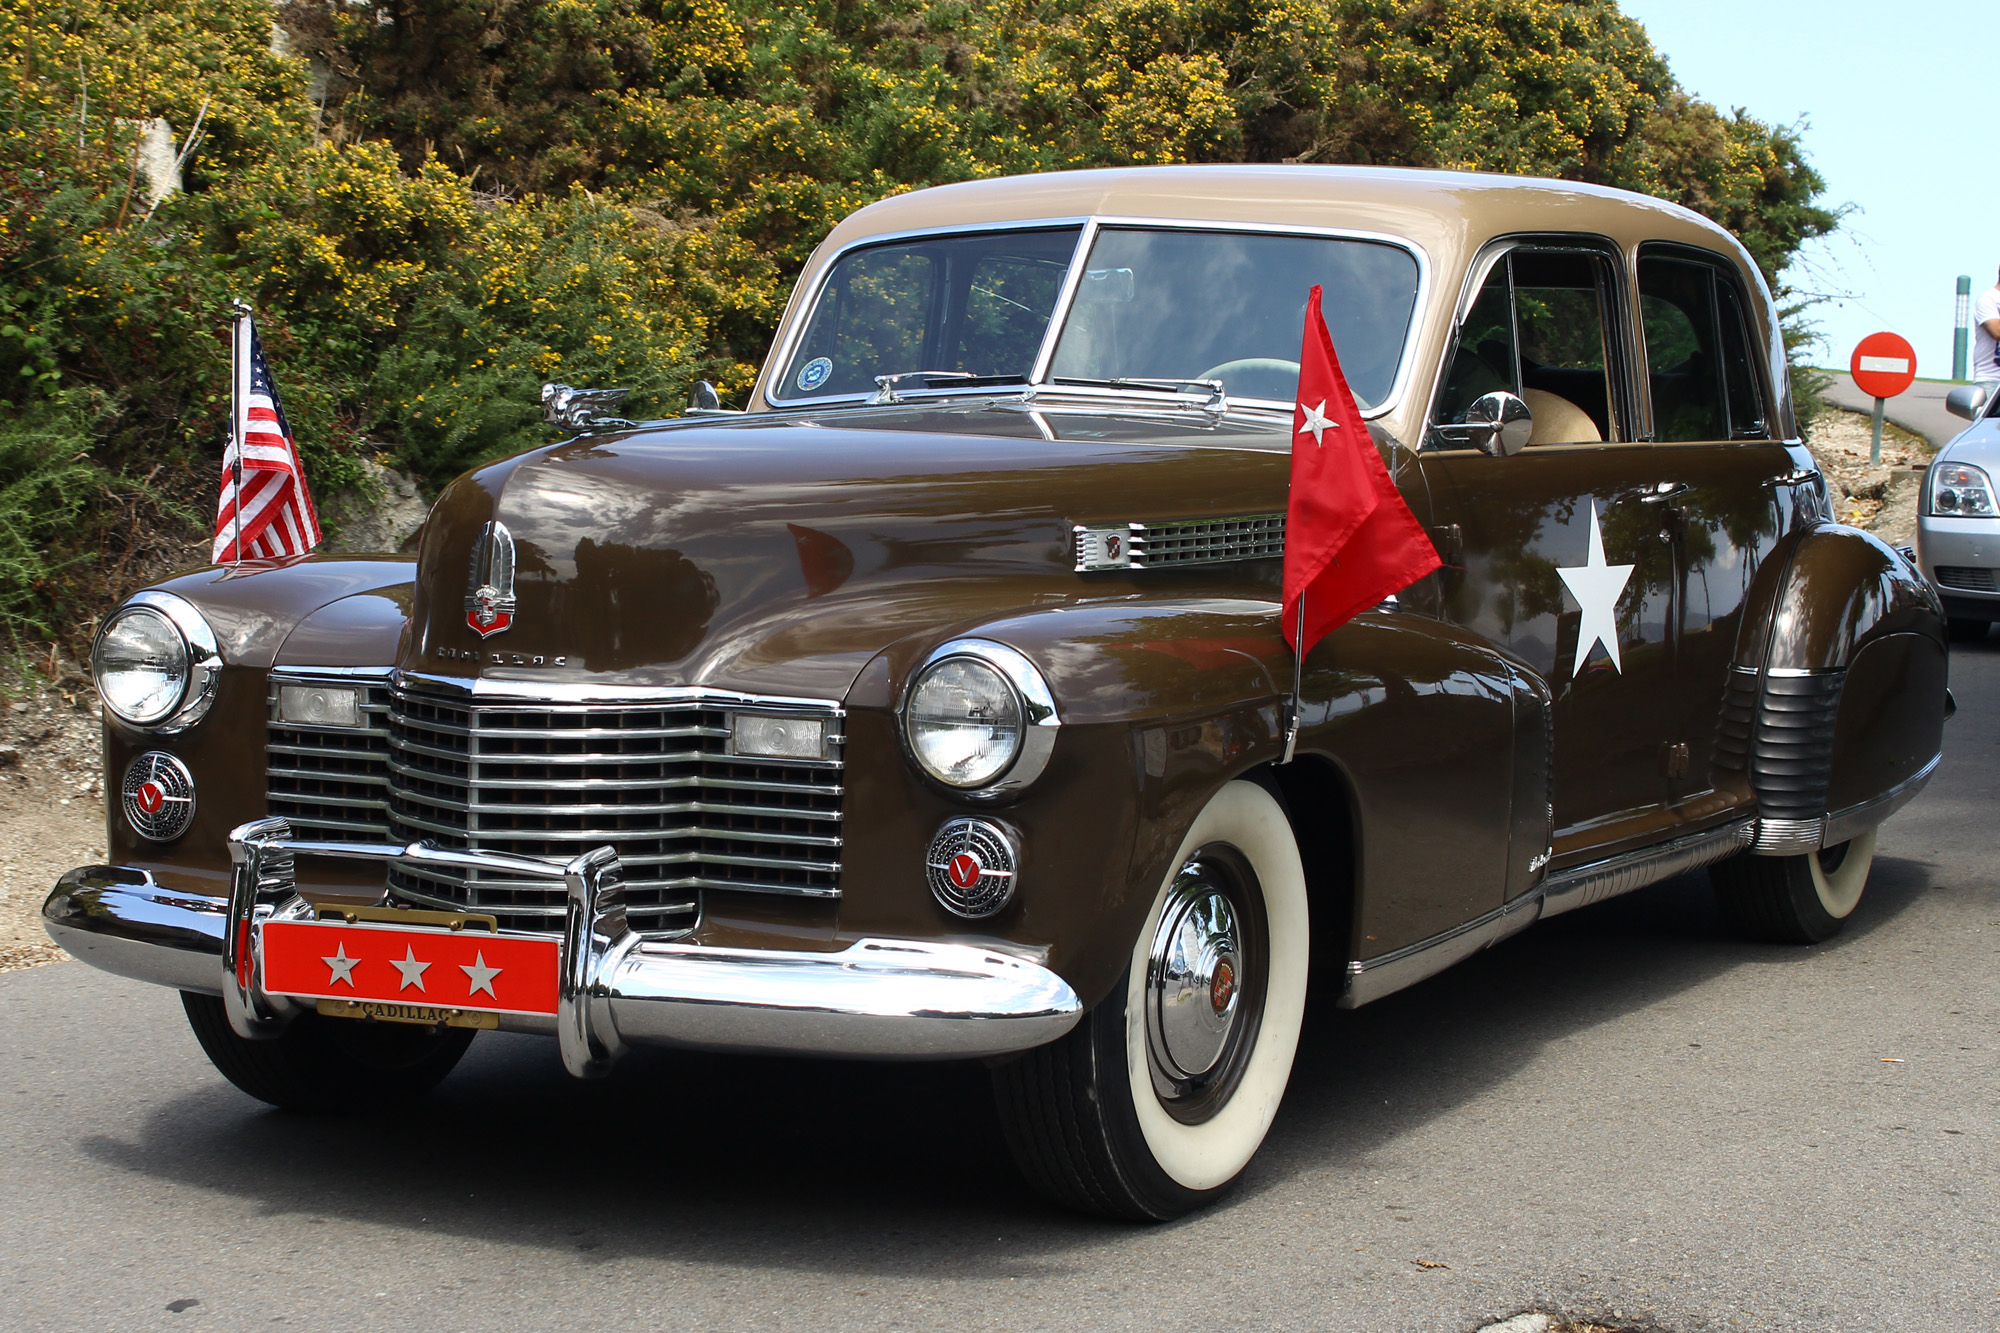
[1420, 240, 1692, 863]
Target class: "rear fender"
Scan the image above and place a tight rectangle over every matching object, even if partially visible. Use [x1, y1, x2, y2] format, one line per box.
[1726, 523, 1947, 852]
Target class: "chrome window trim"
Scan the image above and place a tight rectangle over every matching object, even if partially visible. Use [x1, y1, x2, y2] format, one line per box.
[900, 638, 1060, 801]
[760, 215, 1431, 422]
[95, 590, 225, 733]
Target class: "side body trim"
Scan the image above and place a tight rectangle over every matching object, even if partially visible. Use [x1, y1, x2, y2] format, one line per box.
[1341, 817, 1756, 1008]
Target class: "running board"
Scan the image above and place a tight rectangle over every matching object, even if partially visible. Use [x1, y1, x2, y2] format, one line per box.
[1340, 818, 1754, 1009]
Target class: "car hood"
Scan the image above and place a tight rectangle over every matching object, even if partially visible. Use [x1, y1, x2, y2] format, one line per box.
[1940, 416, 2000, 471]
[404, 401, 1297, 700]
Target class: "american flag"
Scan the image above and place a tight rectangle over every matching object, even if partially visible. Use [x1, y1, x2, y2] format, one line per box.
[212, 310, 320, 563]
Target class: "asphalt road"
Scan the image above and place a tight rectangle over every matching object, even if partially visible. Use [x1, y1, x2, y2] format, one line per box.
[5, 645, 1998, 1333]
[1820, 372, 1970, 451]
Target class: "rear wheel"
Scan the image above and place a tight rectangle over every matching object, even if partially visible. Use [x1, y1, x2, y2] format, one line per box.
[992, 780, 1309, 1220]
[181, 992, 476, 1112]
[1947, 618, 1990, 643]
[1711, 828, 1879, 944]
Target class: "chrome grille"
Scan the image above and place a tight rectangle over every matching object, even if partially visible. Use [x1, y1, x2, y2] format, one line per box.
[383, 685, 842, 936]
[1134, 514, 1286, 566]
[1073, 513, 1286, 571]
[1934, 565, 1996, 593]
[266, 675, 394, 840]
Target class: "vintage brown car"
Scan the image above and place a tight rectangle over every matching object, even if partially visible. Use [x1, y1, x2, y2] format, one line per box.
[47, 166, 1951, 1220]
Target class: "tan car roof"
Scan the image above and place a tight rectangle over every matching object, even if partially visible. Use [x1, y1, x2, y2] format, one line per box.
[759, 165, 1786, 439]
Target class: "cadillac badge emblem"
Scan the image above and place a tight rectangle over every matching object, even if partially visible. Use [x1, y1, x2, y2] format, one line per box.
[465, 520, 517, 638]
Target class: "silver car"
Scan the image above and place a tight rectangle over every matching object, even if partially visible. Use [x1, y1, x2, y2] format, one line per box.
[1921, 385, 2000, 640]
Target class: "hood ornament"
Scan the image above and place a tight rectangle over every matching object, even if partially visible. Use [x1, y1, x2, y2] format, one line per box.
[465, 520, 517, 638]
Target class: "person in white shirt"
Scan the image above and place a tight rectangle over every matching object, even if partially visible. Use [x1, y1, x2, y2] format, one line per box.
[1975, 267, 2000, 385]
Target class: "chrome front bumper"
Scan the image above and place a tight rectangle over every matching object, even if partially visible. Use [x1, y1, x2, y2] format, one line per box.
[42, 819, 1082, 1075]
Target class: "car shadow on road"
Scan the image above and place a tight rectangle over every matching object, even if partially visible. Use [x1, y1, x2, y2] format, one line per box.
[74, 851, 1940, 1278]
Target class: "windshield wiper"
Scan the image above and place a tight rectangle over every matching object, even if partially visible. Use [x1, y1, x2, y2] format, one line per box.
[870, 371, 1023, 404]
[1041, 375, 1229, 416]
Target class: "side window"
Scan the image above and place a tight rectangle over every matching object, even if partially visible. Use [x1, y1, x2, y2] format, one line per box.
[1434, 261, 1517, 424]
[1714, 280, 1770, 438]
[1638, 252, 1771, 442]
[1432, 247, 1621, 446]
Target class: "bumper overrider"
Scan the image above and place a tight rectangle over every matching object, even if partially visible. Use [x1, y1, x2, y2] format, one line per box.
[42, 818, 1082, 1075]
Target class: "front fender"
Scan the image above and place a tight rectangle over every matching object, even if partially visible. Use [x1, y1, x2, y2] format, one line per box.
[844, 600, 1546, 1007]
[101, 557, 416, 895]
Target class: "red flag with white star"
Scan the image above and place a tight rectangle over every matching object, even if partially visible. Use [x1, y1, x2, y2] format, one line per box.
[1282, 285, 1440, 655]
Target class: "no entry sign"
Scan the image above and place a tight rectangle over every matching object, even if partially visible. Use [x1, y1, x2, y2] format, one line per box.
[1850, 331, 1917, 399]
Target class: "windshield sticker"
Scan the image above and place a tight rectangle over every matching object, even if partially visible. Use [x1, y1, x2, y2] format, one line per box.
[797, 357, 834, 392]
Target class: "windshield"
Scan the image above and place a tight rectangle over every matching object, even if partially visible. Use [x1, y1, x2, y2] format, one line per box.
[775, 228, 1082, 400]
[1051, 229, 1420, 408]
[772, 224, 1422, 409]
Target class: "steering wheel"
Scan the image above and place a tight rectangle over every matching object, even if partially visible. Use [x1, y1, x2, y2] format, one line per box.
[1196, 358, 1301, 403]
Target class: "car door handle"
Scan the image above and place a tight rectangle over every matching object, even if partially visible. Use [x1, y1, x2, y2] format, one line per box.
[1635, 482, 1691, 505]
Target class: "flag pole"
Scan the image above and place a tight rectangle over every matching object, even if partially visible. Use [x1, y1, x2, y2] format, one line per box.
[228, 299, 251, 566]
[1280, 593, 1304, 765]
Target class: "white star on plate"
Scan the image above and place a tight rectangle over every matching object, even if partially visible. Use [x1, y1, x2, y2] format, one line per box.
[1296, 399, 1337, 447]
[1557, 501, 1636, 675]
[460, 951, 502, 999]
[322, 943, 359, 988]
[390, 946, 431, 993]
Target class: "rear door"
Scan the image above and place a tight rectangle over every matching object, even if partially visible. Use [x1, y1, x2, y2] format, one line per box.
[1633, 245, 1797, 813]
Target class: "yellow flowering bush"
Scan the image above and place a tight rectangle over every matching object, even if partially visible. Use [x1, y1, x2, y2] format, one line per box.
[0, 0, 1837, 643]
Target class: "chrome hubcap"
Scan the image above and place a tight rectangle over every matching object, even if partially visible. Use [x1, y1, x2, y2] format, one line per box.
[1146, 866, 1243, 1080]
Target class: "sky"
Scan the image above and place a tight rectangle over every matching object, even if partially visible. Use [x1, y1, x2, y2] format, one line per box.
[1620, 0, 1998, 377]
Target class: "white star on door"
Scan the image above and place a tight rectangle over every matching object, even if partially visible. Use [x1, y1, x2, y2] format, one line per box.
[459, 952, 502, 998]
[1296, 400, 1336, 447]
[390, 946, 431, 992]
[1557, 501, 1635, 676]
[322, 943, 359, 988]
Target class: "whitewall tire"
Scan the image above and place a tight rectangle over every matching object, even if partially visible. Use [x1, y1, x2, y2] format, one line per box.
[992, 778, 1310, 1219]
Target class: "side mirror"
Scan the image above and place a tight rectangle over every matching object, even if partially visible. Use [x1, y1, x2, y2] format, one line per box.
[686, 379, 743, 416]
[1465, 390, 1533, 456]
[1945, 383, 1990, 422]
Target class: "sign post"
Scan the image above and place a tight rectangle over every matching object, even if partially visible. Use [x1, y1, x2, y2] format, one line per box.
[1955, 275, 1972, 383]
[1850, 331, 1918, 465]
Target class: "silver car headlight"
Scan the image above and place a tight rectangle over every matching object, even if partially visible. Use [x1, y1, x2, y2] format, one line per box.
[91, 591, 223, 730]
[1929, 461, 1998, 517]
[903, 640, 1059, 796]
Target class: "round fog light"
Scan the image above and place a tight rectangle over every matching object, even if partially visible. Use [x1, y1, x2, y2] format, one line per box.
[123, 751, 196, 842]
[925, 818, 1020, 918]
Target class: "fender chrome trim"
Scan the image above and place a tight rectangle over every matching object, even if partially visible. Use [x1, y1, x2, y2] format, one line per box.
[43, 824, 1082, 1069]
[1821, 751, 1941, 848]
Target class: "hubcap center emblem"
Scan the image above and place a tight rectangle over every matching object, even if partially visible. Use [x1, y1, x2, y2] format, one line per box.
[947, 851, 982, 889]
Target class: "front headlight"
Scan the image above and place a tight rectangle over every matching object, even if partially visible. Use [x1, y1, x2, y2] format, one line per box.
[903, 640, 1059, 796]
[92, 592, 223, 729]
[1929, 461, 1998, 517]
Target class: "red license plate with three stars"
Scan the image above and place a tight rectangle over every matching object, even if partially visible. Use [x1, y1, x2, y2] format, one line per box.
[261, 918, 560, 1017]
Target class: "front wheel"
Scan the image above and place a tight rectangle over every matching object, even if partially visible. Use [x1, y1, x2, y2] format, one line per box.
[1711, 828, 1879, 944]
[181, 992, 476, 1112]
[1947, 618, 1990, 644]
[991, 779, 1310, 1220]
